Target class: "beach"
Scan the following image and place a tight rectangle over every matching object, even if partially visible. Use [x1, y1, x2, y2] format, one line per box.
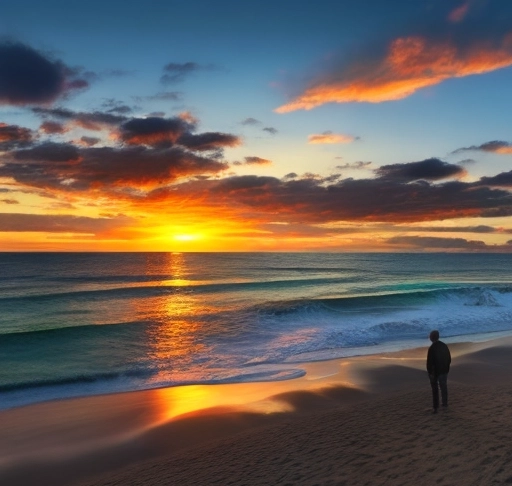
[2, 335, 512, 486]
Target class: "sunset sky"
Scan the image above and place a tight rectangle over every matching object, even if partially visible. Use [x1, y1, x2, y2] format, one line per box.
[1, 0, 512, 251]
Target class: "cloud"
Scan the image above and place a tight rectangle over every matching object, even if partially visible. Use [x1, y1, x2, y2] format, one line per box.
[79, 136, 101, 147]
[408, 225, 497, 233]
[375, 158, 465, 181]
[452, 140, 512, 155]
[188, 164, 512, 224]
[1, 144, 229, 191]
[134, 91, 183, 102]
[275, 3, 512, 113]
[177, 132, 241, 151]
[308, 131, 358, 144]
[40, 121, 67, 134]
[106, 105, 132, 115]
[448, 2, 469, 23]
[263, 127, 278, 135]
[241, 117, 260, 126]
[160, 62, 217, 84]
[117, 115, 241, 152]
[0, 41, 89, 106]
[244, 156, 272, 165]
[477, 170, 512, 187]
[335, 161, 372, 170]
[0, 123, 33, 149]
[1, 198, 19, 204]
[457, 158, 477, 165]
[33, 107, 127, 131]
[387, 235, 487, 250]
[13, 142, 81, 162]
[119, 116, 195, 146]
[0, 213, 133, 233]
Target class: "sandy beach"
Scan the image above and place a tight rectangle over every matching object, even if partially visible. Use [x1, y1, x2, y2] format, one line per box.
[2, 336, 512, 486]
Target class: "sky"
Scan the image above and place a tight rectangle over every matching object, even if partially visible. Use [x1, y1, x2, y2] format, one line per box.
[0, 0, 512, 252]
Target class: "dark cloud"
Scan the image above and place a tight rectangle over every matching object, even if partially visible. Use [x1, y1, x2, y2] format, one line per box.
[407, 225, 497, 233]
[0, 42, 89, 106]
[33, 107, 127, 130]
[119, 116, 195, 146]
[244, 156, 272, 165]
[0, 144, 229, 191]
[135, 92, 183, 102]
[196, 166, 512, 223]
[13, 142, 80, 162]
[177, 132, 241, 151]
[241, 118, 260, 126]
[1, 198, 19, 204]
[40, 121, 67, 134]
[336, 161, 372, 170]
[79, 136, 101, 147]
[452, 140, 512, 155]
[0, 213, 133, 233]
[263, 127, 278, 135]
[387, 235, 487, 250]
[375, 158, 465, 181]
[321, 174, 342, 184]
[0, 123, 33, 149]
[107, 105, 132, 115]
[477, 170, 512, 187]
[160, 62, 217, 84]
[213, 175, 280, 193]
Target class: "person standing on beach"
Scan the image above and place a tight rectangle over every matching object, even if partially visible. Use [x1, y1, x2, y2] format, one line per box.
[427, 330, 451, 414]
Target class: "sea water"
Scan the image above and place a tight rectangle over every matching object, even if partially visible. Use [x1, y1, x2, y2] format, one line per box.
[1, 252, 512, 410]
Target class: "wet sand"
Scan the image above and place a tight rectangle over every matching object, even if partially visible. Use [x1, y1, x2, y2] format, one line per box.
[2, 337, 512, 486]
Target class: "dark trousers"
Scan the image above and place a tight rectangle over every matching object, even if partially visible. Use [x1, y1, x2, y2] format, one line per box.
[429, 373, 448, 409]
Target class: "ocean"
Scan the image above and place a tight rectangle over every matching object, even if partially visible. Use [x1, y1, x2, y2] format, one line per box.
[1, 252, 512, 410]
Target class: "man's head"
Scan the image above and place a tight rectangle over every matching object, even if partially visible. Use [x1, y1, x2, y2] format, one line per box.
[429, 330, 440, 343]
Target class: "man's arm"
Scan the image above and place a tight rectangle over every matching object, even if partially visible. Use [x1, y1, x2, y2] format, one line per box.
[426, 345, 434, 374]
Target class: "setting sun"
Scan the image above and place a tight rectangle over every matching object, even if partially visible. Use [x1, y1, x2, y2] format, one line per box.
[173, 234, 202, 242]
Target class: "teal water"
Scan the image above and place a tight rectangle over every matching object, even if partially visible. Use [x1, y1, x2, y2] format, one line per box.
[1, 252, 512, 410]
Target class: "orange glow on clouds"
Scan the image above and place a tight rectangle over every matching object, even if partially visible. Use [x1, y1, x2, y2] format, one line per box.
[308, 132, 356, 144]
[495, 146, 512, 154]
[276, 34, 512, 112]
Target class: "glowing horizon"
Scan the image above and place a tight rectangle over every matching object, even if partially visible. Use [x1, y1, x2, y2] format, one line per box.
[1, 1, 512, 252]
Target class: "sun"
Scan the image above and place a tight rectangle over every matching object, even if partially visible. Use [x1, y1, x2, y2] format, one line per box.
[173, 233, 202, 242]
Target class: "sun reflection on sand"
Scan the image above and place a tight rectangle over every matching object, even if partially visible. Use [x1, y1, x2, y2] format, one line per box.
[153, 382, 295, 424]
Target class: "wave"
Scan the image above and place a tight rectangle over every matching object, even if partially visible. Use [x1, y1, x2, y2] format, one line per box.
[250, 284, 512, 316]
[0, 275, 363, 303]
[0, 367, 155, 393]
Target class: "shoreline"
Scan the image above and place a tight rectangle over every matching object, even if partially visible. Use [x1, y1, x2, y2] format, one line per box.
[5, 328, 512, 414]
[2, 334, 512, 485]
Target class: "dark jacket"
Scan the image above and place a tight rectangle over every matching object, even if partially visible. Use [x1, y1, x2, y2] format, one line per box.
[426, 340, 451, 376]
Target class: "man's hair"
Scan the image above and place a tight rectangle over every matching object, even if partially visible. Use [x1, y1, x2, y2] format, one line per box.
[429, 330, 440, 341]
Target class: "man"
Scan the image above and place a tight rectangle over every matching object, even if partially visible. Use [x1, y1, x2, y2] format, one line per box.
[426, 330, 451, 414]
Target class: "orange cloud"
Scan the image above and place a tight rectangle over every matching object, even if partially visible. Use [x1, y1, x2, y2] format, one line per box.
[244, 156, 272, 165]
[495, 146, 512, 154]
[308, 132, 356, 144]
[276, 33, 512, 112]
